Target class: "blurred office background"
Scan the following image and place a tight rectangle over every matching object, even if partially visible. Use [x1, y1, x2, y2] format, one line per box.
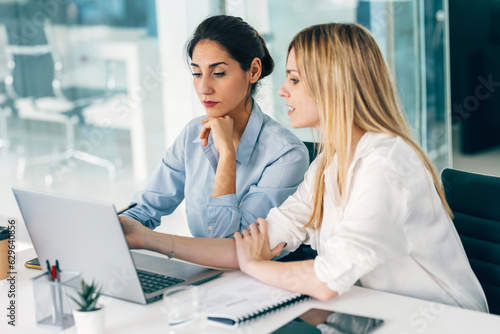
[0, 0, 498, 249]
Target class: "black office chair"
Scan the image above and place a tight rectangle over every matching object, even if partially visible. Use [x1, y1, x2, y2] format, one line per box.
[441, 168, 500, 315]
[303, 141, 319, 165]
[3, 17, 119, 180]
[278, 141, 320, 262]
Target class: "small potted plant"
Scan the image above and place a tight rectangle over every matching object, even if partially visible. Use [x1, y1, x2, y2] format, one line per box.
[71, 279, 105, 334]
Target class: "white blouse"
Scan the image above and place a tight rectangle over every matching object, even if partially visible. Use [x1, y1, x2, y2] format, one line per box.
[267, 132, 488, 312]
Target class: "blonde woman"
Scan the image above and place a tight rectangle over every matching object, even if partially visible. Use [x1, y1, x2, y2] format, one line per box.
[121, 23, 488, 312]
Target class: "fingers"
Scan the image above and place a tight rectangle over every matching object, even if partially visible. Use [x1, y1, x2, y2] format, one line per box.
[241, 229, 250, 238]
[199, 122, 211, 137]
[248, 223, 260, 236]
[270, 241, 286, 258]
[199, 116, 235, 149]
[256, 218, 268, 235]
[199, 123, 212, 147]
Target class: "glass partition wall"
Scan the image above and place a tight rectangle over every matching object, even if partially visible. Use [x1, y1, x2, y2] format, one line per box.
[0, 1, 161, 210]
[262, 0, 451, 171]
[0, 0, 162, 241]
[1, 0, 450, 244]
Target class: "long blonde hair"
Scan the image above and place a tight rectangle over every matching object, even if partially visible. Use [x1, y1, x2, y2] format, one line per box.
[289, 23, 453, 229]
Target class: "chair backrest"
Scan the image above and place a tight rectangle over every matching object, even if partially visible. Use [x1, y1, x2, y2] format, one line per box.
[303, 141, 319, 165]
[3, 17, 55, 99]
[289, 141, 320, 261]
[3, 1, 74, 101]
[441, 168, 500, 315]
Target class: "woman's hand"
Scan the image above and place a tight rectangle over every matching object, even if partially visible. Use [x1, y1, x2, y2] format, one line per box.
[200, 116, 235, 155]
[201, 115, 237, 197]
[233, 218, 286, 274]
[118, 215, 151, 249]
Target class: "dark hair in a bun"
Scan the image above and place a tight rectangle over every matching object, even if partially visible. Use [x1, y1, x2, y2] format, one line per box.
[186, 15, 274, 96]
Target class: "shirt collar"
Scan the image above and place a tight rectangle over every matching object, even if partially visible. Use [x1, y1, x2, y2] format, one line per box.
[236, 101, 264, 166]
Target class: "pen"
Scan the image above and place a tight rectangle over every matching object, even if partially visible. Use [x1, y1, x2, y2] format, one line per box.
[51, 265, 60, 324]
[52, 263, 64, 326]
[55, 260, 61, 282]
[55, 260, 60, 280]
[51, 265, 57, 281]
[46, 260, 51, 278]
[46, 261, 57, 324]
[117, 203, 137, 215]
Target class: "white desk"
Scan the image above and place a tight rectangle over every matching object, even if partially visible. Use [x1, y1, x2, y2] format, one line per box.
[2, 248, 500, 334]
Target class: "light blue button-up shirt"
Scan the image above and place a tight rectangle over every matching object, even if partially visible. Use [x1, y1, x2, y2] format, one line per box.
[123, 102, 309, 238]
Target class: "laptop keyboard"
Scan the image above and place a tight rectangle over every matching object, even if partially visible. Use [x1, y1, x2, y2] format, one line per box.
[137, 270, 186, 294]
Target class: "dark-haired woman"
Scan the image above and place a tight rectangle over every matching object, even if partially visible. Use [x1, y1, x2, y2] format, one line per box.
[120, 15, 309, 238]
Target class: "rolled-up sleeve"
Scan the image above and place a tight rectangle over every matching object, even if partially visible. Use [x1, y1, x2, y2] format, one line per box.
[313, 157, 410, 295]
[122, 129, 187, 229]
[206, 144, 309, 238]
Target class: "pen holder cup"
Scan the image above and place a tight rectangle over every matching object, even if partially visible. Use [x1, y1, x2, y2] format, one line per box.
[31, 271, 81, 330]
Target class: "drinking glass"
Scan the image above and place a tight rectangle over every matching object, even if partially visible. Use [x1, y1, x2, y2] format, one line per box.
[162, 285, 207, 333]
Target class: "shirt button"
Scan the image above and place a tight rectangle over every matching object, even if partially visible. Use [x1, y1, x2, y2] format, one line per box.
[208, 226, 213, 231]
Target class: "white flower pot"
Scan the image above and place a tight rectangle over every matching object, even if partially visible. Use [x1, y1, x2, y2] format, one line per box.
[72, 306, 105, 334]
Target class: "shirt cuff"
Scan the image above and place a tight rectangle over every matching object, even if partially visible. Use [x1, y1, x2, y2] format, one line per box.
[314, 255, 353, 295]
[207, 194, 238, 208]
[121, 210, 159, 230]
[313, 239, 379, 296]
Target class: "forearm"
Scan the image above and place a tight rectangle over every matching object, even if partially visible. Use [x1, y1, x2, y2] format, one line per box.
[145, 230, 239, 269]
[120, 215, 239, 268]
[121, 209, 161, 230]
[244, 259, 338, 301]
[212, 151, 236, 197]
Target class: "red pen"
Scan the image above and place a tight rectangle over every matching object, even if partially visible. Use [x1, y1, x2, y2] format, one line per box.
[51, 265, 57, 280]
[48, 264, 59, 323]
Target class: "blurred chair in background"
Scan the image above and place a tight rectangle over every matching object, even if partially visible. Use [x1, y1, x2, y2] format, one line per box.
[0, 24, 16, 151]
[0, 80, 16, 150]
[3, 18, 120, 180]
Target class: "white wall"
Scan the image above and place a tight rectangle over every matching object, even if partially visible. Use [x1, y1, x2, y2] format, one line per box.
[156, 0, 210, 148]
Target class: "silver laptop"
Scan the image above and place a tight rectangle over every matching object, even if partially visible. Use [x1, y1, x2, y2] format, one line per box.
[12, 187, 223, 304]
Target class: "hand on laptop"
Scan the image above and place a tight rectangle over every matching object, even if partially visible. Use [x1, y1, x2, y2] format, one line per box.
[119, 215, 150, 249]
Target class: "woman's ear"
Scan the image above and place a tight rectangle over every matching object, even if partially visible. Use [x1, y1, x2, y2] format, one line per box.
[249, 57, 262, 84]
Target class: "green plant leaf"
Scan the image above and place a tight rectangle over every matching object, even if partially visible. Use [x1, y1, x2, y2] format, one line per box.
[72, 279, 102, 311]
[70, 296, 86, 311]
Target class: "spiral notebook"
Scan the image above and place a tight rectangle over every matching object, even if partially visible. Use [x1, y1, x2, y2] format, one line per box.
[206, 274, 310, 327]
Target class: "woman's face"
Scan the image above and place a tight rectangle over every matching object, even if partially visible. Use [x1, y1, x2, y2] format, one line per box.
[191, 40, 253, 118]
[278, 48, 321, 131]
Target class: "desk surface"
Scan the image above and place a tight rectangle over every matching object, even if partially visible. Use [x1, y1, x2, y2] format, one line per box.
[1, 248, 499, 334]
